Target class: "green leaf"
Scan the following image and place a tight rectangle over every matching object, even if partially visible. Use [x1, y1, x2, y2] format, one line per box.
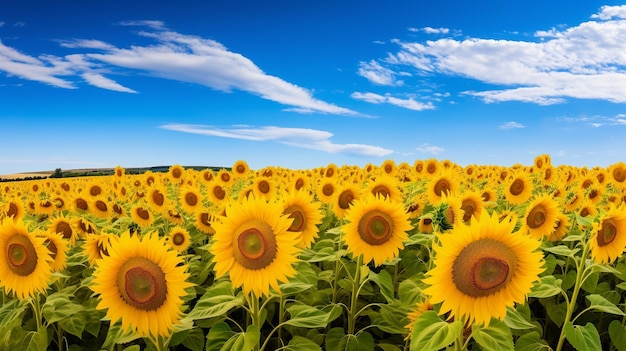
[528, 276, 562, 298]
[368, 269, 395, 303]
[409, 311, 462, 351]
[545, 299, 568, 328]
[42, 292, 84, 324]
[609, 320, 626, 351]
[182, 327, 206, 351]
[325, 327, 346, 351]
[504, 306, 537, 330]
[563, 322, 602, 351]
[472, 319, 514, 351]
[102, 321, 141, 349]
[542, 245, 579, 257]
[187, 281, 245, 321]
[123, 346, 141, 351]
[284, 303, 341, 328]
[377, 344, 402, 351]
[581, 271, 599, 293]
[514, 331, 551, 351]
[9, 328, 48, 351]
[205, 322, 236, 351]
[279, 282, 314, 296]
[585, 294, 626, 316]
[58, 313, 87, 338]
[616, 282, 626, 291]
[240, 324, 260, 351]
[283, 336, 322, 351]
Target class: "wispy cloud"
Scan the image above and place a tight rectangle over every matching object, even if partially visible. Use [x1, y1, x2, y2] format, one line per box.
[499, 121, 526, 129]
[160, 123, 394, 157]
[351, 91, 435, 111]
[561, 114, 626, 127]
[0, 22, 357, 115]
[367, 5, 626, 105]
[416, 143, 444, 155]
[357, 60, 403, 86]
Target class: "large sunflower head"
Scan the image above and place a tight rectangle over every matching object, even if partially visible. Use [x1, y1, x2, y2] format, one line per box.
[426, 170, 460, 204]
[521, 194, 560, 240]
[282, 190, 323, 248]
[210, 195, 301, 297]
[0, 219, 53, 300]
[423, 209, 544, 326]
[90, 230, 192, 338]
[608, 162, 626, 186]
[589, 204, 626, 264]
[1, 198, 25, 222]
[342, 194, 412, 266]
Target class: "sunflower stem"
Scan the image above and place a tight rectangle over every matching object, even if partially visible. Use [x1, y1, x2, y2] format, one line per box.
[246, 293, 262, 351]
[348, 254, 363, 335]
[555, 239, 591, 351]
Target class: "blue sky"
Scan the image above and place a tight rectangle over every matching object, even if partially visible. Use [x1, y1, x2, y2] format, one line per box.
[2, 1, 626, 174]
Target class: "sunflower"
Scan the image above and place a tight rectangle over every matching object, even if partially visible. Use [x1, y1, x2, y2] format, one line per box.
[289, 173, 311, 193]
[40, 232, 68, 272]
[548, 213, 571, 242]
[207, 183, 229, 205]
[86, 179, 106, 197]
[365, 175, 403, 203]
[90, 197, 111, 219]
[342, 194, 412, 266]
[282, 190, 323, 248]
[418, 217, 434, 234]
[424, 158, 439, 178]
[210, 195, 300, 297]
[216, 168, 234, 186]
[253, 177, 278, 201]
[35, 199, 56, 216]
[48, 213, 79, 244]
[381, 159, 397, 176]
[168, 226, 191, 252]
[168, 164, 186, 184]
[130, 204, 155, 228]
[73, 217, 98, 238]
[195, 211, 218, 235]
[520, 194, 560, 240]
[423, 210, 544, 326]
[179, 186, 203, 215]
[426, 170, 460, 204]
[317, 179, 338, 204]
[1, 198, 25, 222]
[459, 190, 484, 223]
[114, 165, 125, 178]
[533, 154, 551, 170]
[83, 232, 119, 266]
[563, 191, 583, 213]
[332, 184, 361, 219]
[503, 171, 534, 205]
[589, 204, 626, 264]
[576, 199, 597, 220]
[405, 193, 426, 220]
[147, 186, 170, 214]
[0, 219, 53, 300]
[71, 194, 90, 213]
[608, 162, 626, 186]
[232, 160, 251, 179]
[90, 230, 192, 337]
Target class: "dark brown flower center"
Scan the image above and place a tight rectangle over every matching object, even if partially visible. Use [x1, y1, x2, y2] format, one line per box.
[338, 190, 356, 210]
[221, 172, 231, 183]
[55, 221, 73, 239]
[295, 179, 305, 191]
[613, 167, 626, 183]
[233, 219, 277, 270]
[426, 163, 436, 174]
[371, 185, 391, 199]
[597, 219, 618, 247]
[509, 179, 524, 196]
[90, 185, 102, 197]
[45, 238, 58, 261]
[117, 256, 167, 311]
[172, 168, 182, 179]
[433, 179, 450, 197]
[284, 205, 306, 232]
[452, 239, 517, 297]
[136, 207, 150, 220]
[172, 232, 186, 246]
[527, 204, 546, 229]
[236, 164, 246, 174]
[75, 198, 88, 211]
[95, 200, 108, 212]
[152, 191, 165, 206]
[213, 185, 226, 200]
[258, 180, 271, 194]
[6, 234, 38, 276]
[461, 199, 477, 222]
[358, 210, 393, 246]
[322, 183, 335, 197]
[185, 192, 198, 207]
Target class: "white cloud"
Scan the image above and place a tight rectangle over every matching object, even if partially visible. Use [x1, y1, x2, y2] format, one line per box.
[421, 27, 450, 34]
[376, 6, 626, 104]
[82, 73, 137, 93]
[562, 114, 626, 127]
[591, 5, 626, 20]
[1, 23, 357, 115]
[499, 121, 526, 129]
[416, 143, 444, 155]
[160, 123, 394, 157]
[351, 91, 435, 111]
[357, 60, 403, 86]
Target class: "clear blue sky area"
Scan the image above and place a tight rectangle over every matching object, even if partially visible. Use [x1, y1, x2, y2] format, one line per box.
[2, 0, 626, 173]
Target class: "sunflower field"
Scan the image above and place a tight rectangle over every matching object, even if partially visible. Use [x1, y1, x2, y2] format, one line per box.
[1, 155, 626, 351]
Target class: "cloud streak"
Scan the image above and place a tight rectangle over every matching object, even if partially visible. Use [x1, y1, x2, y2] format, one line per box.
[160, 123, 394, 157]
[367, 5, 626, 105]
[351, 91, 435, 111]
[0, 22, 356, 115]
